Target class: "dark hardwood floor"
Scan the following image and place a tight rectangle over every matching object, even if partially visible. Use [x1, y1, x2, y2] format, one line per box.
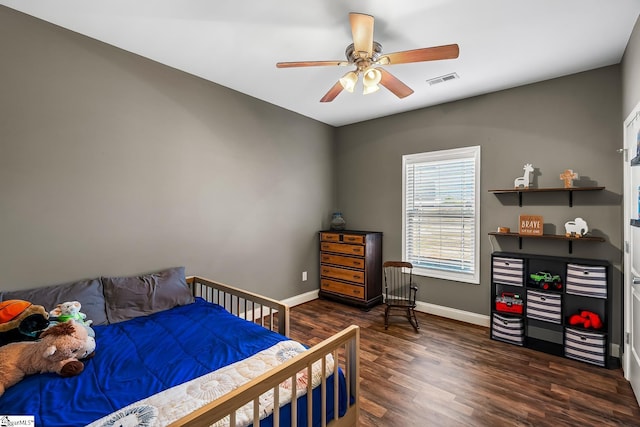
[287, 298, 640, 426]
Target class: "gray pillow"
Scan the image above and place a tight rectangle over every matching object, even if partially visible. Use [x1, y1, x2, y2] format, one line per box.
[102, 266, 193, 323]
[0, 278, 108, 326]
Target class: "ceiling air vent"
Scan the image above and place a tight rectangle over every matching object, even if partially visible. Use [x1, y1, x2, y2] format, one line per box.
[426, 72, 459, 86]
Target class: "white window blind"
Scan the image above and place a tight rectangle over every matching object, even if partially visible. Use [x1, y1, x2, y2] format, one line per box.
[402, 146, 480, 284]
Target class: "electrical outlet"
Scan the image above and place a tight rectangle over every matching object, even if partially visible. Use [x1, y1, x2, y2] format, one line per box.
[302, 271, 308, 281]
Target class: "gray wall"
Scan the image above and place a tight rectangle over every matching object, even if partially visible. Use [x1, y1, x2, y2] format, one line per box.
[0, 6, 335, 300]
[623, 15, 640, 118]
[335, 66, 623, 342]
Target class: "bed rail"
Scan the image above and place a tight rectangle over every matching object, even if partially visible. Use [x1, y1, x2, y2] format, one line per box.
[187, 276, 290, 336]
[171, 324, 360, 427]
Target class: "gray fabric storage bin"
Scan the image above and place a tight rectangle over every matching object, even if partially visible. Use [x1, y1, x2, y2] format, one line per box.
[526, 290, 562, 324]
[492, 313, 524, 345]
[492, 257, 524, 287]
[566, 264, 607, 299]
[565, 327, 606, 367]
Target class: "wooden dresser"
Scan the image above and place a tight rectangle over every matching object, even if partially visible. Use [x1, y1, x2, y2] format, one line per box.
[319, 230, 383, 309]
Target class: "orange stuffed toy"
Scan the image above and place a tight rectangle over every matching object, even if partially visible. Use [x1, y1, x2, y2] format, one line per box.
[568, 310, 603, 329]
[0, 300, 50, 346]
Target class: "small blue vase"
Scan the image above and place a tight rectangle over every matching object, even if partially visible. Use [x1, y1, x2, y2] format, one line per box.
[330, 212, 346, 230]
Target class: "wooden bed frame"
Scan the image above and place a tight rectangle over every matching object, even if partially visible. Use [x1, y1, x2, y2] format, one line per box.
[169, 276, 360, 427]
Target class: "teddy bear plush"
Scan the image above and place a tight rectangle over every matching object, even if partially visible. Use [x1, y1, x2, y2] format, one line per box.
[0, 320, 96, 397]
[0, 300, 50, 346]
[49, 301, 95, 337]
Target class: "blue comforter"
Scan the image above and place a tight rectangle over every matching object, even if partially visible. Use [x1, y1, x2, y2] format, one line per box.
[0, 298, 345, 426]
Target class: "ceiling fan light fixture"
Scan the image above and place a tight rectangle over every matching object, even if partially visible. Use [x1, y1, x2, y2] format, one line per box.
[339, 71, 358, 93]
[276, 13, 459, 103]
[362, 67, 382, 88]
[362, 83, 380, 95]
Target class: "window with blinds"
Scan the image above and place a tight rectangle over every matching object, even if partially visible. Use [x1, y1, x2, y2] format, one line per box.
[402, 146, 480, 284]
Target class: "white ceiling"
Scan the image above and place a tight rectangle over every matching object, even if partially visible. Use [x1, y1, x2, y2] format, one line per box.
[2, 0, 640, 127]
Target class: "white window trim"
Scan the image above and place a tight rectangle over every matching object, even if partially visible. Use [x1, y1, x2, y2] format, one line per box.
[402, 146, 481, 284]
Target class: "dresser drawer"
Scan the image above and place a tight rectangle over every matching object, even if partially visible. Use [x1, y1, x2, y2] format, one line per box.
[321, 279, 365, 300]
[320, 232, 342, 242]
[321, 265, 365, 284]
[320, 253, 365, 269]
[342, 234, 364, 244]
[320, 242, 365, 256]
[320, 232, 365, 245]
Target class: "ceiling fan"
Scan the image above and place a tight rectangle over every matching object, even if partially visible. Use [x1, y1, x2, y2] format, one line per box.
[276, 12, 459, 102]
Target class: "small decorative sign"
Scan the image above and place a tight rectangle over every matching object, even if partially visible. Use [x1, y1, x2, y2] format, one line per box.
[519, 215, 543, 236]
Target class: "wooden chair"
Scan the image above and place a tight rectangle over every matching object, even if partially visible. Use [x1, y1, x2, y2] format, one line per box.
[383, 261, 419, 331]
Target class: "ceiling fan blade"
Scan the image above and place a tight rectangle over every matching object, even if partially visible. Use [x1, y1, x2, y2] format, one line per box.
[320, 81, 344, 103]
[276, 60, 348, 68]
[380, 44, 459, 65]
[379, 68, 414, 99]
[350, 12, 374, 58]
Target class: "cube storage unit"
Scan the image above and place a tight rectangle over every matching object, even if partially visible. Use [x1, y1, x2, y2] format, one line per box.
[490, 251, 612, 368]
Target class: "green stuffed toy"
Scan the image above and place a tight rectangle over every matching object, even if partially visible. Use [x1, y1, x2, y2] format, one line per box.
[49, 301, 95, 337]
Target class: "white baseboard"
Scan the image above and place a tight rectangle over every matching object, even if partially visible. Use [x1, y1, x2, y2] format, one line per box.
[415, 301, 490, 327]
[612, 343, 620, 358]
[281, 290, 319, 308]
[282, 291, 491, 326]
[242, 290, 318, 321]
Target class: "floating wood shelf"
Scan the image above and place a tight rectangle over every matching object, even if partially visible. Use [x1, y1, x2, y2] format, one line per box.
[488, 187, 605, 207]
[488, 231, 605, 253]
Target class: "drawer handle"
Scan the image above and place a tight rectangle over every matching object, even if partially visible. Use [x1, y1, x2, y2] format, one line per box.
[322, 269, 330, 274]
[353, 275, 360, 279]
[354, 290, 361, 294]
